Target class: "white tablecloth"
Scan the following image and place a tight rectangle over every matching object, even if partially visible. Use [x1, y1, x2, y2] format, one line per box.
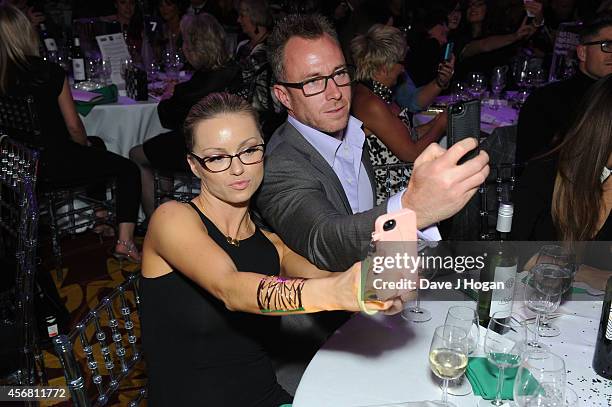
[293, 293, 610, 407]
[80, 96, 167, 158]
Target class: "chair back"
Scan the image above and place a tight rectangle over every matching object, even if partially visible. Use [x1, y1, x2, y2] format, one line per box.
[53, 272, 145, 407]
[0, 95, 41, 145]
[153, 169, 200, 208]
[0, 136, 44, 386]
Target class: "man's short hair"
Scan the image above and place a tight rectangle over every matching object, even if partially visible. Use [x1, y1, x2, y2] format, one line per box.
[267, 13, 339, 82]
[580, 11, 612, 43]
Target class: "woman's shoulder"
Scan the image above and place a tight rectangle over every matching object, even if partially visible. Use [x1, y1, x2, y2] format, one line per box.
[148, 200, 205, 235]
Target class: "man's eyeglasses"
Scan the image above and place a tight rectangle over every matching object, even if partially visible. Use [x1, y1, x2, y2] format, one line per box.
[188, 144, 265, 173]
[582, 40, 612, 53]
[277, 66, 355, 97]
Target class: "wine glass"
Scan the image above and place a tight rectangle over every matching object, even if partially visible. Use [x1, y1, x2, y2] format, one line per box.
[449, 81, 466, 104]
[490, 66, 508, 109]
[479, 311, 526, 407]
[532, 245, 576, 337]
[444, 306, 479, 396]
[120, 58, 133, 81]
[429, 325, 469, 407]
[514, 348, 567, 407]
[468, 72, 487, 99]
[101, 57, 112, 85]
[524, 264, 572, 348]
[401, 243, 432, 323]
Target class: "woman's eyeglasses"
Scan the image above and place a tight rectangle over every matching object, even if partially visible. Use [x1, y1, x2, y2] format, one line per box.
[188, 144, 265, 173]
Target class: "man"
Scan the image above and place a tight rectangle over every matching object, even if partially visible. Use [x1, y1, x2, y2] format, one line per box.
[516, 12, 612, 164]
[256, 14, 490, 273]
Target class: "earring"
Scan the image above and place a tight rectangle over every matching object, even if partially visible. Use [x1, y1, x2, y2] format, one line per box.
[601, 166, 611, 183]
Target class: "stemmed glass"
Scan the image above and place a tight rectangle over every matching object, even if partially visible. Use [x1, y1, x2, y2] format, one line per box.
[120, 58, 133, 81]
[524, 264, 572, 348]
[514, 348, 567, 407]
[479, 312, 526, 407]
[428, 325, 469, 407]
[490, 66, 508, 109]
[402, 243, 432, 323]
[468, 72, 487, 99]
[532, 245, 576, 337]
[450, 81, 467, 104]
[163, 50, 183, 81]
[101, 57, 112, 85]
[444, 306, 479, 396]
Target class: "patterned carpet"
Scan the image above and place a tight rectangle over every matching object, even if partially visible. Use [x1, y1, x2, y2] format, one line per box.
[38, 233, 147, 407]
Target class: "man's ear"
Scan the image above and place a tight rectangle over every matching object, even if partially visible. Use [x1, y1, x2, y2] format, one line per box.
[577, 44, 587, 63]
[273, 84, 292, 111]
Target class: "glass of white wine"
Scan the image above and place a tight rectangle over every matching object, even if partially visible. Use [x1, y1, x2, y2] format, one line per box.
[479, 312, 526, 407]
[444, 306, 480, 396]
[428, 325, 469, 407]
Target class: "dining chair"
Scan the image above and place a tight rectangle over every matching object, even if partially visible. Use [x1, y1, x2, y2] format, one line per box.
[0, 136, 47, 389]
[0, 94, 117, 278]
[153, 169, 200, 208]
[53, 272, 146, 407]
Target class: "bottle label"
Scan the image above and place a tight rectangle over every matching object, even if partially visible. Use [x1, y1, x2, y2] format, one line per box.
[73, 58, 85, 81]
[606, 303, 612, 341]
[489, 265, 517, 318]
[44, 38, 57, 52]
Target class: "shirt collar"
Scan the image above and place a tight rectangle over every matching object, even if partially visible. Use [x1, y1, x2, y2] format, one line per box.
[287, 115, 365, 167]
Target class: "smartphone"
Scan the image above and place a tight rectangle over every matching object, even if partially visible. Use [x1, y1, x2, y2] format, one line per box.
[361, 209, 418, 310]
[372, 209, 417, 242]
[447, 99, 481, 164]
[443, 41, 454, 62]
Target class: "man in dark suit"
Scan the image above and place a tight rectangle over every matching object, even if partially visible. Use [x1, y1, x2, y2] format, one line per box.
[256, 13, 490, 273]
[516, 12, 612, 164]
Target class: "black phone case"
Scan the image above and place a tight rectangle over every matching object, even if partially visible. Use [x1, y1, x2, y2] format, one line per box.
[447, 99, 481, 162]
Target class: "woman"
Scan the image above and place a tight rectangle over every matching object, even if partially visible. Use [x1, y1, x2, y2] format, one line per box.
[0, 4, 142, 262]
[512, 75, 612, 282]
[129, 13, 243, 217]
[156, 0, 187, 56]
[351, 24, 448, 204]
[107, 0, 144, 58]
[140, 93, 397, 406]
[235, 0, 273, 113]
[454, 0, 541, 79]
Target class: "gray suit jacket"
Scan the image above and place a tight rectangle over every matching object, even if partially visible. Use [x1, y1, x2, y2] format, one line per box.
[256, 121, 389, 272]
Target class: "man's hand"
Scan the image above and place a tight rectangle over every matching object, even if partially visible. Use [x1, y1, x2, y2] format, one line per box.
[27, 7, 45, 26]
[401, 138, 490, 228]
[525, 1, 544, 26]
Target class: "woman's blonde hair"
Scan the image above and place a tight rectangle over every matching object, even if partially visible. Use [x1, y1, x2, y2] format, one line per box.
[350, 24, 406, 81]
[0, 4, 40, 94]
[180, 13, 229, 71]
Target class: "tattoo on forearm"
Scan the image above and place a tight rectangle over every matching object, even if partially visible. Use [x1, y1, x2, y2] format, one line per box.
[257, 276, 306, 313]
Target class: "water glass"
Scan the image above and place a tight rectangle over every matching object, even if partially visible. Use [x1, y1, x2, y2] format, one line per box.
[445, 306, 479, 354]
[514, 348, 567, 407]
[101, 57, 112, 85]
[524, 264, 572, 348]
[490, 66, 508, 99]
[429, 325, 469, 407]
[479, 312, 526, 407]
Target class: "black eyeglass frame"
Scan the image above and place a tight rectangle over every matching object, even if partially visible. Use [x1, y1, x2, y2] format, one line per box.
[276, 66, 355, 97]
[188, 143, 265, 173]
[581, 40, 612, 53]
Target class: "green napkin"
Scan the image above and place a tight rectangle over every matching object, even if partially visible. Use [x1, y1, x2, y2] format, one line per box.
[466, 357, 519, 400]
[75, 84, 118, 116]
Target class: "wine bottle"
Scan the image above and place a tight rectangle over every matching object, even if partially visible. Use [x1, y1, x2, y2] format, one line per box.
[592, 276, 612, 379]
[478, 202, 518, 327]
[71, 37, 86, 83]
[39, 23, 57, 53]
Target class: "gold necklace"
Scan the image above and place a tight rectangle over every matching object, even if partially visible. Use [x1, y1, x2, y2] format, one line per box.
[226, 210, 250, 247]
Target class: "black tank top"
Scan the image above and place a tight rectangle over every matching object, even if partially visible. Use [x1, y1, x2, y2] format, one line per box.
[140, 202, 292, 406]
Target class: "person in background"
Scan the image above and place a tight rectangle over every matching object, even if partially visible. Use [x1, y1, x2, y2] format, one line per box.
[156, 0, 187, 57]
[108, 0, 144, 57]
[404, 5, 452, 86]
[447, 0, 462, 34]
[516, 12, 612, 164]
[6, 0, 44, 25]
[453, 0, 541, 79]
[140, 92, 401, 405]
[0, 4, 143, 262]
[130, 13, 242, 218]
[235, 0, 273, 113]
[511, 74, 612, 288]
[350, 24, 449, 203]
